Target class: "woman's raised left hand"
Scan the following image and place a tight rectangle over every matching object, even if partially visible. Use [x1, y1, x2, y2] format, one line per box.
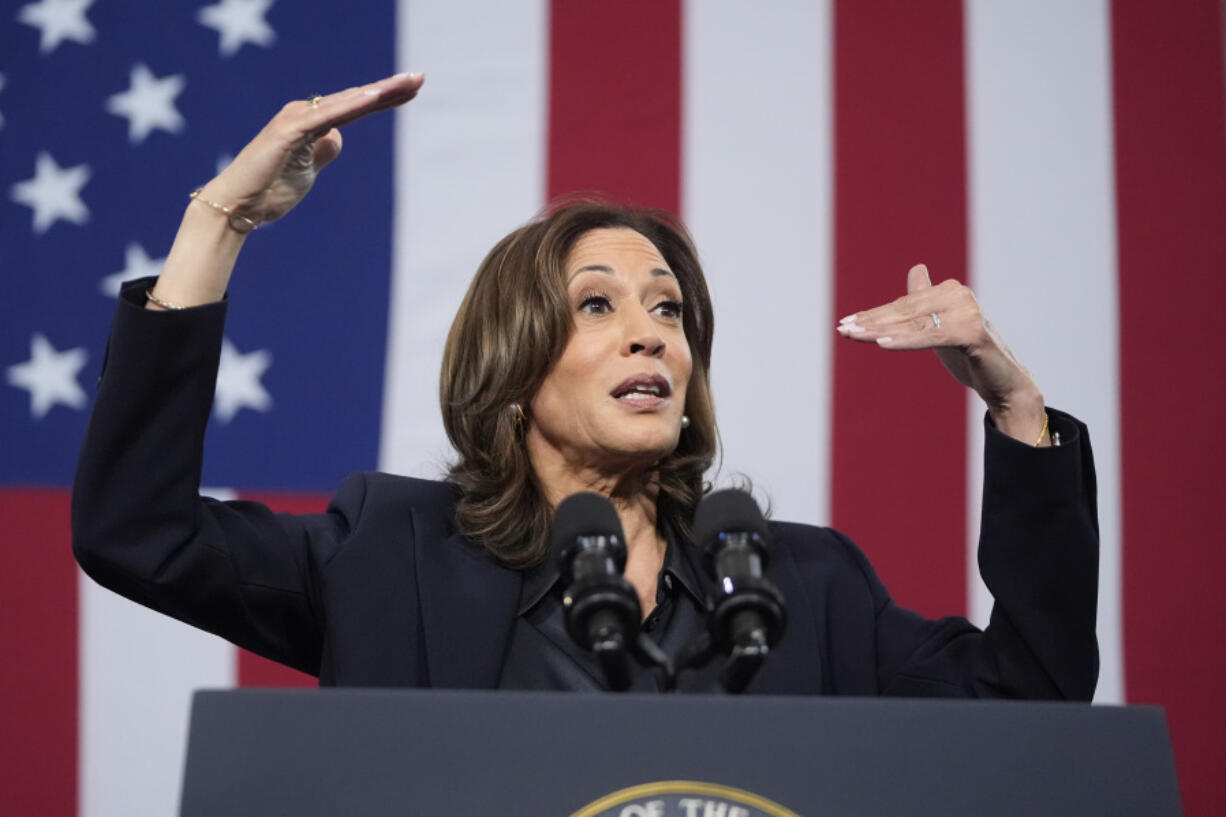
[836, 264, 1049, 445]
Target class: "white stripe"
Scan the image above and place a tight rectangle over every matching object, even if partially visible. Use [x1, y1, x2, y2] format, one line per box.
[682, 0, 834, 525]
[380, 0, 548, 477]
[79, 575, 235, 817]
[965, 0, 1123, 702]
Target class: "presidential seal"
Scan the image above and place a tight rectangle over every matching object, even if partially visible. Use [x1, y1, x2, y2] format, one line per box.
[570, 780, 800, 817]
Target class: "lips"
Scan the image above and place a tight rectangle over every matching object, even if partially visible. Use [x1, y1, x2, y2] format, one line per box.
[610, 373, 672, 401]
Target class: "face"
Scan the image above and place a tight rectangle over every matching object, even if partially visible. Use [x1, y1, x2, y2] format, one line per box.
[526, 227, 692, 473]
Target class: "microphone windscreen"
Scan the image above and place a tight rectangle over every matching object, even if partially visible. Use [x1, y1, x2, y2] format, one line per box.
[550, 492, 625, 553]
[693, 489, 770, 554]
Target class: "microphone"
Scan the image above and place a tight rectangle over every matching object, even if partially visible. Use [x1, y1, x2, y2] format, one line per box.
[694, 489, 786, 693]
[554, 492, 641, 691]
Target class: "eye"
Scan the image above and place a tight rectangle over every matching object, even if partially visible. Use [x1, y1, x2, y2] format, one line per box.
[654, 300, 683, 320]
[578, 293, 613, 315]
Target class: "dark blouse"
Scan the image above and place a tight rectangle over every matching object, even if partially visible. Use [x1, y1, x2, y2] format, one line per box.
[499, 525, 723, 692]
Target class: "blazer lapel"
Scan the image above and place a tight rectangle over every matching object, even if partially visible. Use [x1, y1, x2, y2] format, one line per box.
[414, 520, 521, 689]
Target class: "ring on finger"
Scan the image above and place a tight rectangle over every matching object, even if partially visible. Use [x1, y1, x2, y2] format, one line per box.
[930, 312, 942, 329]
[307, 94, 323, 109]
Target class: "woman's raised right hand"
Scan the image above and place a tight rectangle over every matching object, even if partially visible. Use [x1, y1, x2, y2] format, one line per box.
[198, 72, 425, 226]
[147, 73, 423, 309]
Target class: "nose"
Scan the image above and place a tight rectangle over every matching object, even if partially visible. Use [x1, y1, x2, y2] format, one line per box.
[624, 305, 666, 358]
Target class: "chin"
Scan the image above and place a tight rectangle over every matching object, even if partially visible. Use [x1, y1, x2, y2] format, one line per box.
[606, 428, 680, 465]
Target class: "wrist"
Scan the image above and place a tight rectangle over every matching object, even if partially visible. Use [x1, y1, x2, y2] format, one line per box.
[191, 185, 260, 234]
[988, 385, 1047, 445]
[179, 195, 251, 244]
[145, 198, 247, 310]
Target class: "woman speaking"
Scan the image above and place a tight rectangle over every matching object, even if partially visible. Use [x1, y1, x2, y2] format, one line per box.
[71, 72, 1098, 696]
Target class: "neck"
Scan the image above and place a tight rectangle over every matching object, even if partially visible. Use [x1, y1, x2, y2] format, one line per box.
[528, 439, 666, 566]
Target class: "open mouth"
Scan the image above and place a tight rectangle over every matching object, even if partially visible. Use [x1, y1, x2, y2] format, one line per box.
[610, 374, 672, 404]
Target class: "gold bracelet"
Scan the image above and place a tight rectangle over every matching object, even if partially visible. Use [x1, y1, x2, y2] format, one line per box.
[145, 287, 185, 310]
[1034, 413, 1050, 447]
[189, 188, 259, 233]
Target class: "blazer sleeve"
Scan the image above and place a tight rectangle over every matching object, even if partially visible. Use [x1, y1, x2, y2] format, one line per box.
[71, 278, 359, 676]
[850, 410, 1100, 700]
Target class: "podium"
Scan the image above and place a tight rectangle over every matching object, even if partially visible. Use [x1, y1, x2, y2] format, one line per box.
[180, 689, 1181, 816]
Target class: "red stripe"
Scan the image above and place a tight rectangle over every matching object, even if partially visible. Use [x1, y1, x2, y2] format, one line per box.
[1112, 1, 1226, 814]
[0, 489, 77, 817]
[238, 649, 316, 688]
[830, 1, 969, 618]
[547, 0, 682, 212]
[234, 491, 329, 688]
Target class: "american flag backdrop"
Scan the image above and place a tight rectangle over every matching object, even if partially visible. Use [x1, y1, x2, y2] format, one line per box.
[1, 1, 1223, 815]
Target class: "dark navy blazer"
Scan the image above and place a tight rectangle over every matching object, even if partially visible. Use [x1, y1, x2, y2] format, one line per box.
[71, 282, 1099, 699]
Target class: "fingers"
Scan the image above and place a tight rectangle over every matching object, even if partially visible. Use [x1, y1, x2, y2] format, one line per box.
[299, 72, 424, 136]
[194, 73, 423, 224]
[312, 129, 343, 171]
[834, 266, 1036, 411]
[906, 262, 933, 294]
[836, 265, 983, 351]
[836, 305, 953, 350]
[842, 270, 950, 327]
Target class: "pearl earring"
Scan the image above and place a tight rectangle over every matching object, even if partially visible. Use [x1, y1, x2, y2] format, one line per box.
[680, 414, 691, 429]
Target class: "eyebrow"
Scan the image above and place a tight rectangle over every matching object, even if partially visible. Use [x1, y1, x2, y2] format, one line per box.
[567, 264, 677, 283]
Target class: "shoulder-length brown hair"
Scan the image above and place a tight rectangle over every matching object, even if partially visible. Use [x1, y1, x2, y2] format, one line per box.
[439, 200, 718, 567]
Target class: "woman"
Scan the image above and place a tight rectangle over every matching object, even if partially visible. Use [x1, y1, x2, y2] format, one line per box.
[72, 73, 1099, 696]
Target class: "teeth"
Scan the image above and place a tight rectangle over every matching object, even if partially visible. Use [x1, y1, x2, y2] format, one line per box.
[617, 384, 661, 398]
